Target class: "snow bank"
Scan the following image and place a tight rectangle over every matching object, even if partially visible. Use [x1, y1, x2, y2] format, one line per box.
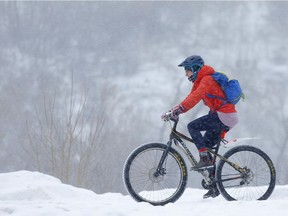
[0, 171, 287, 216]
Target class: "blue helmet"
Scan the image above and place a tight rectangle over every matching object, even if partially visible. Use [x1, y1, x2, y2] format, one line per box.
[178, 55, 204, 82]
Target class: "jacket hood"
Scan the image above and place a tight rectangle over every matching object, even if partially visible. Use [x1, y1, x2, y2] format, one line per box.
[192, 65, 215, 89]
[197, 65, 215, 80]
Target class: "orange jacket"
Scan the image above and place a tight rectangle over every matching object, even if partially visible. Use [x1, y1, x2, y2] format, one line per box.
[180, 65, 237, 113]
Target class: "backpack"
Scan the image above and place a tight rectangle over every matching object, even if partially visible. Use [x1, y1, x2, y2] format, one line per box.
[207, 72, 244, 106]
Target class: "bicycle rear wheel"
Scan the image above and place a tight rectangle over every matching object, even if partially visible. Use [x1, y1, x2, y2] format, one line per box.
[216, 145, 276, 201]
[123, 143, 187, 206]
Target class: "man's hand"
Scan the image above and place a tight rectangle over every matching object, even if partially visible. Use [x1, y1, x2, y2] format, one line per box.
[170, 105, 184, 120]
[161, 112, 172, 121]
[161, 105, 184, 121]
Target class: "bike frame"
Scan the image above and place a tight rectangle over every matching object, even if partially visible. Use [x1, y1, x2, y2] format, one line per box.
[156, 119, 246, 186]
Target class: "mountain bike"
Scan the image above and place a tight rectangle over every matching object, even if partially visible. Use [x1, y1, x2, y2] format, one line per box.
[123, 115, 276, 206]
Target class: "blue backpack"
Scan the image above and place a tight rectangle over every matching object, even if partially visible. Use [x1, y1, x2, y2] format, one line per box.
[207, 72, 244, 106]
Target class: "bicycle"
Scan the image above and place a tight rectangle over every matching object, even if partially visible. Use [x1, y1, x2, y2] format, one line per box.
[123, 114, 276, 206]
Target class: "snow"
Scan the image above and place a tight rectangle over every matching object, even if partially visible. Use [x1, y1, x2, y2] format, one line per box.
[0, 171, 287, 216]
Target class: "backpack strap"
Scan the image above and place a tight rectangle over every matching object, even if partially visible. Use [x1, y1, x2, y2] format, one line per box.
[206, 93, 226, 101]
[206, 72, 229, 109]
[206, 93, 228, 109]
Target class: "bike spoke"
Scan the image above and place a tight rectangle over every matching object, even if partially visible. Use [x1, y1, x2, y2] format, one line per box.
[124, 145, 187, 205]
[217, 146, 275, 201]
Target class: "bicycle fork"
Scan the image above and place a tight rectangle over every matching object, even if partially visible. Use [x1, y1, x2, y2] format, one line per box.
[154, 141, 173, 177]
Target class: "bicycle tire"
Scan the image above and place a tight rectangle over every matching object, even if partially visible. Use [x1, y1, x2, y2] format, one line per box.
[123, 143, 188, 206]
[216, 145, 276, 201]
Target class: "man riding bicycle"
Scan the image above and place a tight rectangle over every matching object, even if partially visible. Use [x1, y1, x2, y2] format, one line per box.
[162, 55, 239, 199]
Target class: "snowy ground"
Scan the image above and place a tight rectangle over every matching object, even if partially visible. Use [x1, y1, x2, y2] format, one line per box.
[0, 171, 287, 216]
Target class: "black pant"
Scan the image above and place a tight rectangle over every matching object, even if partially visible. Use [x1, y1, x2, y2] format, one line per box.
[187, 111, 229, 150]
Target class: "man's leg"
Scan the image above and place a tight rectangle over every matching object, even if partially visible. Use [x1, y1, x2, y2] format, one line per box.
[203, 130, 221, 148]
[187, 112, 227, 169]
[187, 112, 222, 150]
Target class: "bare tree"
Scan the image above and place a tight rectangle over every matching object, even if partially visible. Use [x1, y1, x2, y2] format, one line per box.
[24, 75, 107, 188]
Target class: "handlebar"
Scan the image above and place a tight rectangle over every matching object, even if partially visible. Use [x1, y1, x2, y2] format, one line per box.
[163, 111, 179, 130]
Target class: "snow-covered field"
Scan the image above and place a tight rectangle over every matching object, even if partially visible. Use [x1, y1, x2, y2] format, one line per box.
[0, 171, 287, 216]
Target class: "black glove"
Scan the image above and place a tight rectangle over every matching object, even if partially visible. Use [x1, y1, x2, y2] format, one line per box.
[161, 105, 184, 121]
[170, 105, 184, 120]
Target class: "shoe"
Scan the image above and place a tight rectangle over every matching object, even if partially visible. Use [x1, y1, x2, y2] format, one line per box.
[203, 187, 220, 199]
[192, 152, 213, 170]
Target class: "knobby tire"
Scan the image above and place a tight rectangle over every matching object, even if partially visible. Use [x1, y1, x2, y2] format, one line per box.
[216, 145, 276, 201]
[123, 143, 188, 206]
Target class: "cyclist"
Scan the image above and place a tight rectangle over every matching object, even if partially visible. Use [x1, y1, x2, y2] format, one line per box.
[162, 55, 238, 199]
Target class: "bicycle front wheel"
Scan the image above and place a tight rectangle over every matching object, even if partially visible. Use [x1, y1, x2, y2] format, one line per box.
[216, 145, 276, 201]
[123, 143, 187, 206]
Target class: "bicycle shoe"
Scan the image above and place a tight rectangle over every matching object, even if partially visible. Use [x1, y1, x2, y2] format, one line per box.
[203, 187, 220, 199]
[191, 153, 214, 171]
